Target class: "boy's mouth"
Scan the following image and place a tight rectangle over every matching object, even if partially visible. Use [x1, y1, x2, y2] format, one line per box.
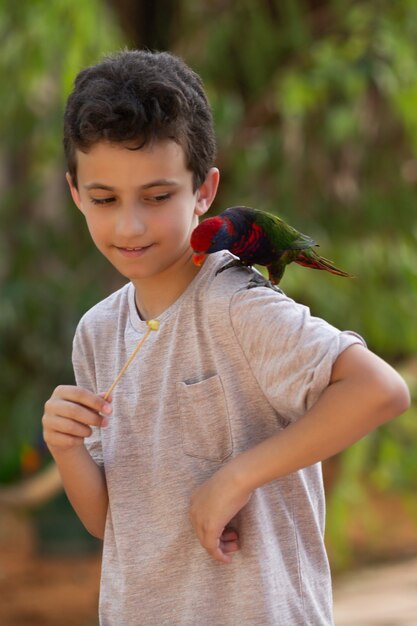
[116, 244, 153, 258]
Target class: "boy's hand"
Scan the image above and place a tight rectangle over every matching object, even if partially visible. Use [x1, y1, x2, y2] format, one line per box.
[42, 385, 112, 453]
[189, 467, 252, 564]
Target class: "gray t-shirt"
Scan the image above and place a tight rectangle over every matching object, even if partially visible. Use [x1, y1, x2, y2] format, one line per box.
[73, 251, 365, 626]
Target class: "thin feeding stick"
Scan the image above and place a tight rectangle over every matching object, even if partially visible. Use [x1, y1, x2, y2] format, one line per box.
[103, 319, 160, 401]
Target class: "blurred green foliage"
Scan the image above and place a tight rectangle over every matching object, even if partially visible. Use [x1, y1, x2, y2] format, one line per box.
[1, 0, 416, 566]
[181, 0, 417, 358]
[0, 0, 124, 481]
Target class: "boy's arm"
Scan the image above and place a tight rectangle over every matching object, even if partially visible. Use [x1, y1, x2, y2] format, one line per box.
[189, 344, 410, 563]
[42, 385, 111, 539]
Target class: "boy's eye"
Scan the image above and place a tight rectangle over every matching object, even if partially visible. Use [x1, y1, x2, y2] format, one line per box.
[147, 193, 171, 203]
[90, 197, 115, 205]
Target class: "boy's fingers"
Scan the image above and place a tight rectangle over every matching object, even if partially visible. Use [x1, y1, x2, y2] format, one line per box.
[44, 431, 85, 449]
[54, 415, 93, 437]
[211, 546, 232, 563]
[99, 391, 113, 403]
[222, 541, 240, 554]
[220, 527, 240, 554]
[45, 391, 111, 430]
[221, 527, 239, 541]
[57, 399, 107, 427]
[201, 530, 236, 564]
[52, 385, 112, 416]
[208, 544, 232, 564]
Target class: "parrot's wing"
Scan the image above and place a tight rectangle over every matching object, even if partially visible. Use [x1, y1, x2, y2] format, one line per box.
[288, 231, 317, 250]
[257, 209, 317, 252]
[269, 217, 317, 251]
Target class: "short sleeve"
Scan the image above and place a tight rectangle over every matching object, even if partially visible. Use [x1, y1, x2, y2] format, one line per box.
[72, 322, 104, 467]
[230, 287, 366, 423]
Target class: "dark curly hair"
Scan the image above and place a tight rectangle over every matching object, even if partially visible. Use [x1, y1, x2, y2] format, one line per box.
[63, 49, 217, 191]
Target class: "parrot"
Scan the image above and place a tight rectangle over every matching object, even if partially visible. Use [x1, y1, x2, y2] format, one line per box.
[190, 206, 352, 286]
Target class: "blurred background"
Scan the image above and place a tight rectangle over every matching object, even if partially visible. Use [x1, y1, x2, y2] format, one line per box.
[0, 0, 416, 624]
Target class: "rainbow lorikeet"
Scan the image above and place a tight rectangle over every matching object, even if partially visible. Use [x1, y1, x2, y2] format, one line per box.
[191, 206, 352, 286]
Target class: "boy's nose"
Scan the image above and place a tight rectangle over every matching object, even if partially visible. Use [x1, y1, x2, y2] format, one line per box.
[116, 206, 147, 238]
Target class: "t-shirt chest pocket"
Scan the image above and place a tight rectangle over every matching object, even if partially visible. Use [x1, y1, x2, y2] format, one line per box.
[176, 374, 233, 462]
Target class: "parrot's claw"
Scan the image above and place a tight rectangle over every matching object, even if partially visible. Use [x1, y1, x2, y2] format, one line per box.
[215, 260, 283, 293]
[247, 273, 283, 294]
[215, 259, 250, 276]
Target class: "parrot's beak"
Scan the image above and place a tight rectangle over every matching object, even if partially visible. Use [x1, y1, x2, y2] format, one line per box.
[192, 252, 207, 267]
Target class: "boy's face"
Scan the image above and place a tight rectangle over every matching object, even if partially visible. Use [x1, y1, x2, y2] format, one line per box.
[67, 140, 219, 285]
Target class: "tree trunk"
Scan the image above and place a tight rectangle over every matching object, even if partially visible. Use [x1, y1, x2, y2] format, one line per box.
[105, 0, 180, 49]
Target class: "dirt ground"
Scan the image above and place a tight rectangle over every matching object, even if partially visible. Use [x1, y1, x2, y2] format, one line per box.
[333, 556, 417, 626]
[0, 547, 100, 626]
[0, 550, 100, 626]
[2, 549, 417, 626]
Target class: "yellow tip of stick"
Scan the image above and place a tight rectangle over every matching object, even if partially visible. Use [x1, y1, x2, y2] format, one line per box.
[147, 319, 160, 331]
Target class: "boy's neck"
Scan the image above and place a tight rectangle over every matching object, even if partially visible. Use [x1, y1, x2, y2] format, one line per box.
[133, 252, 201, 321]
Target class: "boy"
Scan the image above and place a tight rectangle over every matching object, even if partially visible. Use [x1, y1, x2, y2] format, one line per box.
[42, 50, 410, 625]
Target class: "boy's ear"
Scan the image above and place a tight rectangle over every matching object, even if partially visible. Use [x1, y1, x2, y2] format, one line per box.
[195, 167, 220, 217]
[66, 172, 83, 212]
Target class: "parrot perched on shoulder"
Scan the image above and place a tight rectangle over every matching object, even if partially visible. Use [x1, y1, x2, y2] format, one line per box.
[190, 206, 352, 286]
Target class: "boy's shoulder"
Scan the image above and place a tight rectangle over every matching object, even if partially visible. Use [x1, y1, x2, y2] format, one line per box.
[76, 282, 131, 333]
[200, 251, 282, 298]
[195, 251, 322, 349]
[199, 251, 295, 320]
[200, 252, 361, 349]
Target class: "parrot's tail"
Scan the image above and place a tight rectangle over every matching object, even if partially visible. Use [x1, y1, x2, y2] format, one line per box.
[295, 250, 353, 278]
